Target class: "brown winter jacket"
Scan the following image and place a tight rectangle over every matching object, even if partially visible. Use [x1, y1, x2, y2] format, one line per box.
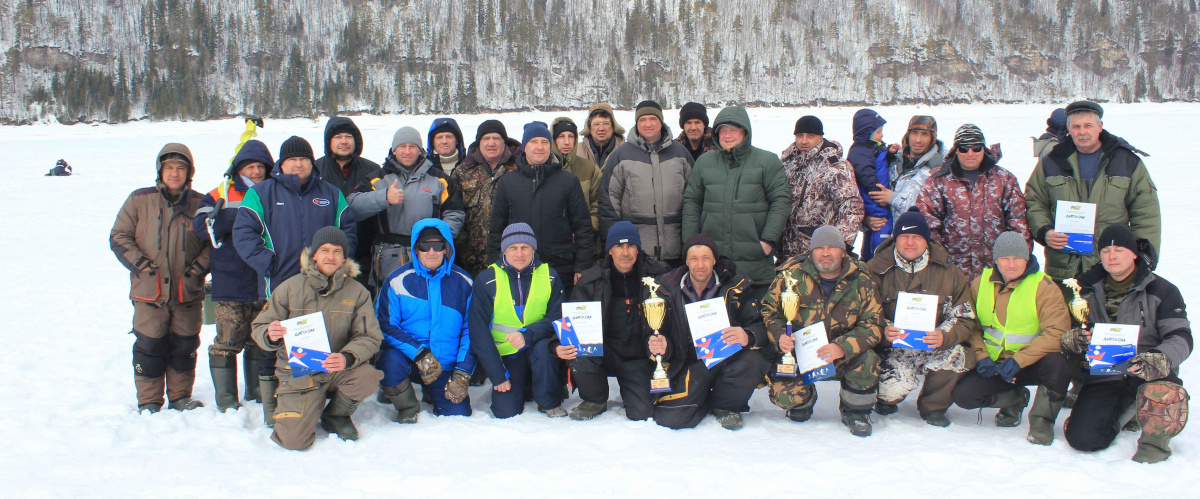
[252, 249, 383, 382]
[866, 237, 978, 368]
[450, 137, 522, 277]
[778, 139, 864, 260]
[552, 117, 602, 235]
[969, 265, 1070, 367]
[579, 103, 626, 169]
[110, 143, 211, 306]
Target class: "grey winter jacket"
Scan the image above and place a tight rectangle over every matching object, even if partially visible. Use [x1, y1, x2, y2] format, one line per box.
[347, 155, 465, 243]
[887, 141, 945, 220]
[598, 126, 694, 261]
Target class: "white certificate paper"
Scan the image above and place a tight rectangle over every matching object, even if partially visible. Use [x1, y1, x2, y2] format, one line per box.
[561, 302, 603, 345]
[794, 321, 831, 373]
[1055, 201, 1097, 235]
[684, 297, 731, 339]
[893, 292, 938, 332]
[281, 312, 332, 374]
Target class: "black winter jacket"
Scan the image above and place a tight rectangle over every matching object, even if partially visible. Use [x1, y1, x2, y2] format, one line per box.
[488, 154, 594, 277]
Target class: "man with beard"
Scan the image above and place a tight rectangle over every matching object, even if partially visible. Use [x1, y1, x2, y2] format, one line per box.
[867, 116, 946, 220]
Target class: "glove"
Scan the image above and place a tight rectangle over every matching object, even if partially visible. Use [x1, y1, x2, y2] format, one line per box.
[444, 369, 471, 404]
[1126, 352, 1170, 381]
[415, 350, 443, 385]
[997, 358, 1021, 383]
[1060, 327, 1090, 356]
[975, 357, 998, 377]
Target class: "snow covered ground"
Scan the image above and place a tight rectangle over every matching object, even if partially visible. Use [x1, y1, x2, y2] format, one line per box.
[3, 103, 1196, 496]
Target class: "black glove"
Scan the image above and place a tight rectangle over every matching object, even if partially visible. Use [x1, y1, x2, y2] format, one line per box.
[1127, 352, 1170, 381]
[976, 357, 998, 377]
[444, 369, 471, 404]
[415, 349, 443, 385]
[998, 358, 1021, 383]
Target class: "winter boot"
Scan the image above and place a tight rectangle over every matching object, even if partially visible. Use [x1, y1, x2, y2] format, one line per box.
[993, 387, 1031, 428]
[569, 401, 608, 421]
[165, 368, 197, 405]
[1026, 386, 1065, 445]
[922, 411, 951, 427]
[1130, 381, 1189, 463]
[786, 394, 818, 423]
[167, 397, 204, 411]
[134, 375, 166, 410]
[241, 347, 262, 403]
[539, 405, 568, 418]
[1132, 432, 1174, 463]
[210, 354, 242, 413]
[138, 404, 162, 414]
[260, 375, 278, 428]
[841, 411, 873, 437]
[712, 409, 744, 431]
[320, 392, 361, 441]
[1063, 380, 1082, 409]
[874, 401, 898, 416]
[384, 381, 420, 424]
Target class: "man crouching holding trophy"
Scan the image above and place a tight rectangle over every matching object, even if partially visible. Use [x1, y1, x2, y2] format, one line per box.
[762, 225, 885, 437]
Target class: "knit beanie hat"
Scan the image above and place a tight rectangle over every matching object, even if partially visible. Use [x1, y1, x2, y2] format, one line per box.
[682, 234, 719, 260]
[809, 225, 845, 251]
[679, 102, 709, 128]
[501, 222, 538, 252]
[279, 136, 315, 163]
[953, 124, 986, 148]
[1097, 225, 1137, 253]
[476, 120, 508, 143]
[635, 100, 664, 124]
[1046, 108, 1067, 135]
[522, 121, 552, 148]
[552, 119, 578, 140]
[309, 226, 349, 255]
[391, 126, 424, 151]
[992, 231, 1030, 261]
[793, 115, 824, 136]
[606, 221, 642, 252]
[893, 207, 932, 242]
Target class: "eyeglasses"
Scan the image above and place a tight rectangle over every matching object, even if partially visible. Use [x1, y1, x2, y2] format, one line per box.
[591, 121, 612, 127]
[415, 240, 446, 253]
[957, 145, 984, 153]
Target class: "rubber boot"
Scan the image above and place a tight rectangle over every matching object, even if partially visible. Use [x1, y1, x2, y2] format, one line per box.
[992, 387, 1031, 428]
[383, 381, 420, 424]
[210, 354, 242, 413]
[1131, 432, 1173, 463]
[321, 391, 361, 441]
[922, 411, 951, 427]
[260, 375, 278, 428]
[241, 347, 262, 403]
[1026, 386, 1064, 445]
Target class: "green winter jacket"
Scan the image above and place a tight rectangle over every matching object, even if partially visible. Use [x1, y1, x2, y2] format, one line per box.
[1025, 131, 1160, 280]
[682, 106, 792, 284]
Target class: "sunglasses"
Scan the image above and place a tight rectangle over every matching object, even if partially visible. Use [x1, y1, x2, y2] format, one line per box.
[957, 145, 984, 153]
[415, 240, 446, 253]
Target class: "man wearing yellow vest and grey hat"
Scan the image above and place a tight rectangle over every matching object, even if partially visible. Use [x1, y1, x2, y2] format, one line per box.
[952, 231, 1072, 445]
[468, 222, 567, 418]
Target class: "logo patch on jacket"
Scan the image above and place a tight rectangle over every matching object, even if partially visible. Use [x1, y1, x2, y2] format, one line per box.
[312, 198, 331, 207]
[421, 186, 433, 193]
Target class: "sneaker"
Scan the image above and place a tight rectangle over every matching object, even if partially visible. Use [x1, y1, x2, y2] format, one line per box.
[167, 398, 204, 411]
[841, 412, 873, 437]
[874, 402, 898, 416]
[922, 411, 951, 427]
[786, 407, 813, 423]
[568, 401, 607, 421]
[712, 409, 744, 431]
[138, 403, 163, 414]
[539, 406, 568, 418]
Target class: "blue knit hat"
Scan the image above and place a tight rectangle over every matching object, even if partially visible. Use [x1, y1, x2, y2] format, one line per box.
[501, 222, 538, 253]
[893, 207, 931, 242]
[522, 121, 552, 148]
[606, 221, 641, 251]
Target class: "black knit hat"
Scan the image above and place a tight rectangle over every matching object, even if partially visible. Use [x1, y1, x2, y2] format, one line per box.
[679, 102, 709, 128]
[793, 115, 824, 136]
[476, 120, 508, 143]
[552, 119, 578, 140]
[893, 207, 931, 242]
[683, 234, 719, 260]
[1097, 225, 1137, 253]
[279, 136, 315, 163]
[309, 226, 349, 255]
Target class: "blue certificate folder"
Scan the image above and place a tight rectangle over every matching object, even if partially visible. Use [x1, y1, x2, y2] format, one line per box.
[1087, 343, 1136, 375]
[554, 317, 603, 357]
[288, 346, 330, 377]
[892, 329, 933, 351]
[801, 364, 836, 385]
[694, 331, 742, 368]
[1062, 232, 1094, 256]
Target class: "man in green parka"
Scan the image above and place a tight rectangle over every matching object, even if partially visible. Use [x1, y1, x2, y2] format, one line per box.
[682, 106, 792, 301]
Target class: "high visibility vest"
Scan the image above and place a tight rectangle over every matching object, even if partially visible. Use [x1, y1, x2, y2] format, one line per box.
[490, 263, 551, 356]
[976, 268, 1045, 361]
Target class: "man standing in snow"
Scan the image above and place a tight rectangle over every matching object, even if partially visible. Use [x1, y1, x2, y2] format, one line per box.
[868, 115, 946, 221]
[578, 103, 626, 170]
[111, 144, 210, 414]
[676, 102, 717, 161]
[451, 120, 523, 278]
[427, 117, 466, 174]
[777, 115, 863, 260]
[315, 117, 382, 280]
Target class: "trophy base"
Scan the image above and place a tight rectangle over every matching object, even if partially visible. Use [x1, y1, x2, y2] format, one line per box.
[775, 364, 797, 378]
[650, 378, 672, 394]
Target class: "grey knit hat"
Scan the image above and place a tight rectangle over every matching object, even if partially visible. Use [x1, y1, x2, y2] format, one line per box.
[992, 231, 1029, 261]
[391, 126, 424, 151]
[309, 226, 350, 255]
[809, 225, 845, 251]
[501, 222, 538, 253]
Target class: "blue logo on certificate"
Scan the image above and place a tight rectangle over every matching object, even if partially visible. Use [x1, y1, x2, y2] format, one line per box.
[1087, 344, 1136, 375]
[801, 364, 836, 385]
[288, 346, 330, 377]
[554, 317, 603, 357]
[1062, 232, 1094, 256]
[694, 331, 742, 368]
[892, 329, 933, 350]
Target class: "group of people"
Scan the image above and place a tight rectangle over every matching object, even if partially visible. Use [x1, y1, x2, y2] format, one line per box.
[109, 100, 1188, 462]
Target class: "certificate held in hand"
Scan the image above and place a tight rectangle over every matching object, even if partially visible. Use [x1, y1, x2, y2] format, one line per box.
[282, 312, 333, 377]
[1055, 201, 1097, 256]
[686, 297, 740, 368]
[557, 302, 604, 357]
[1087, 323, 1138, 375]
[891, 292, 938, 351]
[794, 322, 836, 385]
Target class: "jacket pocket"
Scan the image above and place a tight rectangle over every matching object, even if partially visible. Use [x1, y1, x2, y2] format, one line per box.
[180, 273, 206, 303]
[130, 271, 161, 302]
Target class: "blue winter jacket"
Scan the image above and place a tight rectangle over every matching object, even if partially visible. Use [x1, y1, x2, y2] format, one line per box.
[375, 218, 476, 374]
[232, 158, 357, 292]
[193, 140, 273, 301]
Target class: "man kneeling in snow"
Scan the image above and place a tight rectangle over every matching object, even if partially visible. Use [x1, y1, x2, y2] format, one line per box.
[252, 227, 383, 450]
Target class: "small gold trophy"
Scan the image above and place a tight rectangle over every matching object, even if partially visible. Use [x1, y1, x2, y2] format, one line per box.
[642, 277, 671, 393]
[1063, 278, 1090, 329]
[775, 272, 800, 377]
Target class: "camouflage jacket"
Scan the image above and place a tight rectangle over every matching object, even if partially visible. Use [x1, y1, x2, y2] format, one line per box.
[915, 155, 1032, 283]
[449, 138, 522, 277]
[676, 129, 717, 161]
[777, 140, 864, 261]
[762, 254, 884, 360]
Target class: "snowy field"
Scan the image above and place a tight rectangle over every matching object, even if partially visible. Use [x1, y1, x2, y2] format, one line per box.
[3, 103, 1197, 496]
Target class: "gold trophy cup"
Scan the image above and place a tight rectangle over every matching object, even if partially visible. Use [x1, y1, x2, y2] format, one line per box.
[1063, 278, 1090, 329]
[642, 277, 672, 393]
[775, 272, 800, 377]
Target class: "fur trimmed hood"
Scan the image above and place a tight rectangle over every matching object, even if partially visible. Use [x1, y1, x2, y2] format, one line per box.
[300, 246, 362, 278]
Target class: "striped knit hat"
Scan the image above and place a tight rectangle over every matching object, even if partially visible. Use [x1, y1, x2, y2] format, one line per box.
[953, 124, 986, 148]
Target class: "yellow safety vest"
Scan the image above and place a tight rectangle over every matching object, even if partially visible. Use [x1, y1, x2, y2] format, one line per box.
[490, 263, 551, 356]
[976, 268, 1045, 361]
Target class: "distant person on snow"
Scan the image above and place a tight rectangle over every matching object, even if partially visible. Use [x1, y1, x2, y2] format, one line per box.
[47, 159, 72, 176]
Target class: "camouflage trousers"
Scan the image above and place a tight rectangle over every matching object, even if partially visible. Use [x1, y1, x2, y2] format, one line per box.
[209, 301, 265, 358]
[769, 349, 880, 413]
[877, 345, 969, 414]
